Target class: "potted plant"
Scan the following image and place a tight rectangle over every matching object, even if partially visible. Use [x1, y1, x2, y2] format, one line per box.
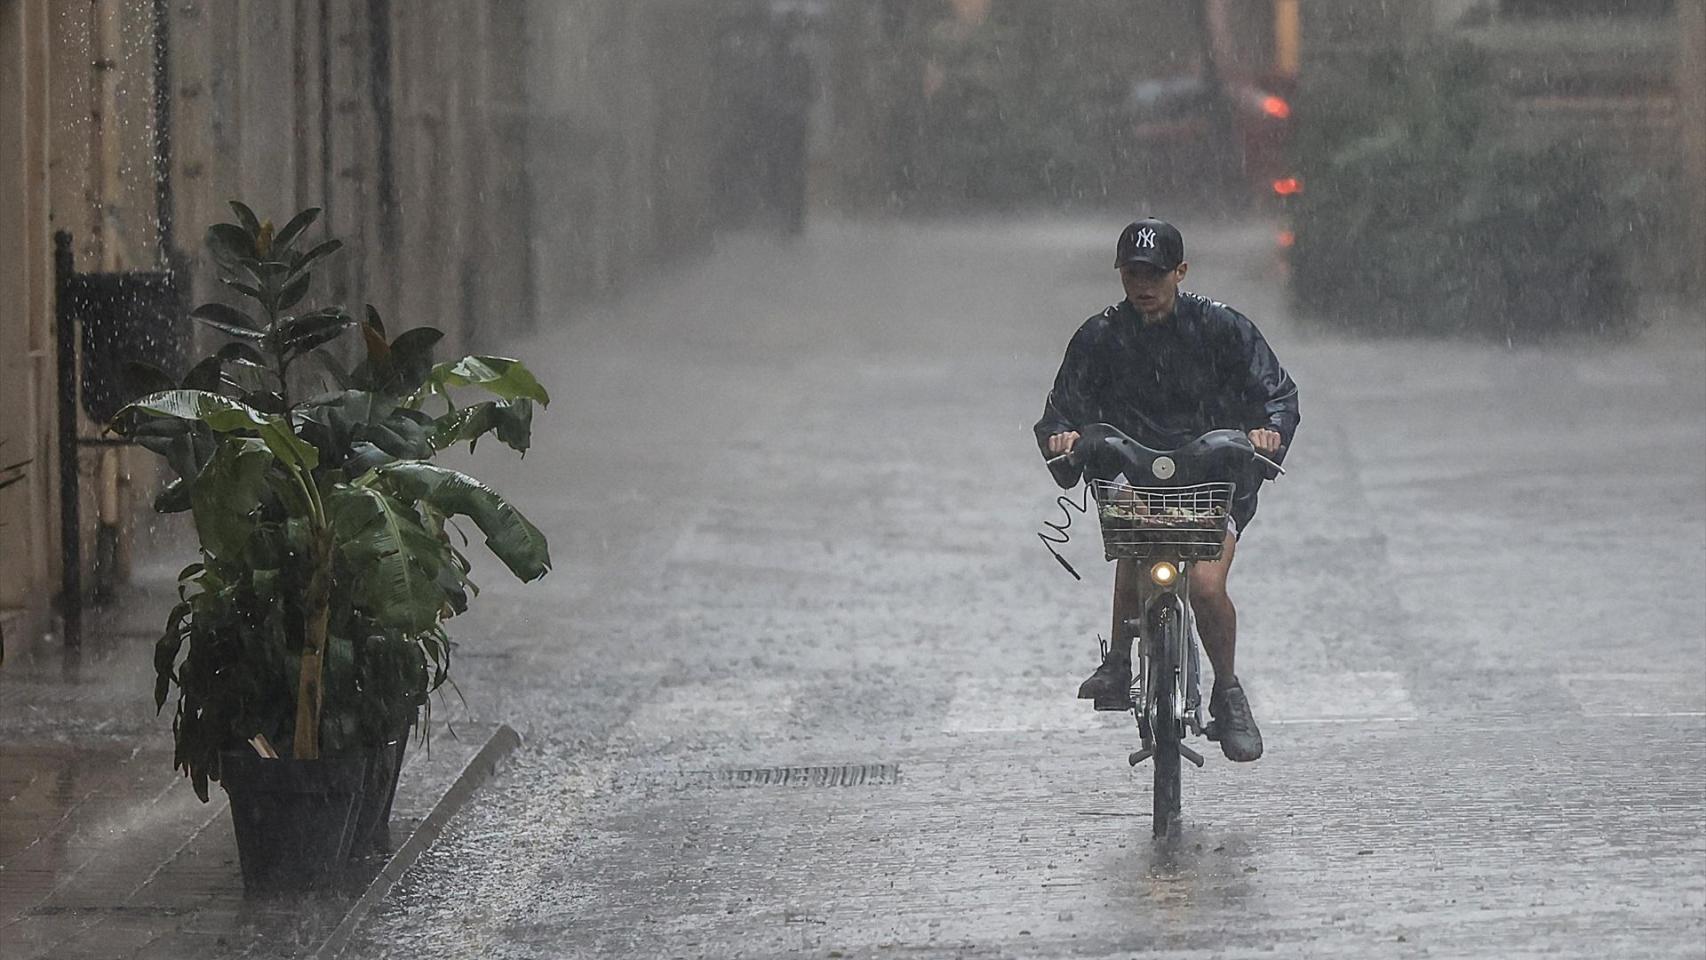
[113, 203, 551, 893]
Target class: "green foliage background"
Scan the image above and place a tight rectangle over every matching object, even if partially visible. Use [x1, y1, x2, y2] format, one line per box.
[1286, 41, 1636, 338]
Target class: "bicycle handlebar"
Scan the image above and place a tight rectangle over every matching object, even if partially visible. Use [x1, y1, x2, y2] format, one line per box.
[1045, 425, 1285, 487]
[1047, 450, 1287, 473]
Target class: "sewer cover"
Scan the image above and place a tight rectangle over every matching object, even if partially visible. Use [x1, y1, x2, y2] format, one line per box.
[703, 762, 901, 788]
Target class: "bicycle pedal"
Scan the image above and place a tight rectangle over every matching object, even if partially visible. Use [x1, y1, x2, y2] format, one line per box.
[1092, 695, 1132, 712]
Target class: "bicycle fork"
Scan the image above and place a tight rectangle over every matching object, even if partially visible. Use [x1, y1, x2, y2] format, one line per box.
[1126, 560, 1207, 769]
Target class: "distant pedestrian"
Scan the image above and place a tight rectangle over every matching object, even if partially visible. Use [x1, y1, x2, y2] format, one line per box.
[757, 22, 814, 235]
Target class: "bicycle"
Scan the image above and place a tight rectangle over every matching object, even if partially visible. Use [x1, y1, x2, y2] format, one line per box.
[1046, 424, 1282, 838]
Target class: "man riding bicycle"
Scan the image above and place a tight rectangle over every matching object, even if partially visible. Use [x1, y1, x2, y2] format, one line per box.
[1035, 218, 1299, 763]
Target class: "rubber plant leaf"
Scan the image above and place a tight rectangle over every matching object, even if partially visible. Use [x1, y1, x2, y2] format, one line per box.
[121, 389, 318, 472]
[417, 356, 551, 406]
[430, 399, 533, 454]
[270, 206, 322, 254]
[373, 461, 550, 582]
[188, 439, 273, 562]
[326, 483, 448, 634]
[190, 303, 264, 339]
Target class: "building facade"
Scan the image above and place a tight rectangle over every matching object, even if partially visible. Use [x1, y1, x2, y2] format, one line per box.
[0, 0, 724, 655]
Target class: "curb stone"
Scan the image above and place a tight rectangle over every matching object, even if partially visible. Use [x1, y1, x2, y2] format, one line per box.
[315, 722, 522, 959]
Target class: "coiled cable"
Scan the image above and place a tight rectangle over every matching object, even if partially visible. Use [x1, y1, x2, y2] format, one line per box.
[1037, 482, 1093, 581]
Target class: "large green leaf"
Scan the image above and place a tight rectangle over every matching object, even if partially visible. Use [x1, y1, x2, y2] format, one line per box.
[153, 477, 191, 513]
[154, 599, 193, 710]
[363, 420, 432, 461]
[172, 343, 272, 410]
[124, 415, 213, 484]
[214, 341, 269, 366]
[295, 390, 431, 465]
[221, 275, 264, 300]
[291, 238, 343, 277]
[122, 390, 318, 472]
[373, 461, 550, 581]
[189, 439, 273, 563]
[228, 201, 262, 237]
[206, 223, 257, 270]
[327, 484, 449, 633]
[387, 328, 444, 396]
[418, 356, 551, 406]
[344, 441, 396, 475]
[276, 309, 353, 357]
[431, 399, 533, 453]
[271, 206, 321, 253]
[276, 272, 311, 311]
[190, 303, 264, 340]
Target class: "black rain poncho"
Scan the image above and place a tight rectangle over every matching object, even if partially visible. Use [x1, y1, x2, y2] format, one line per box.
[1034, 291, 1300, 493]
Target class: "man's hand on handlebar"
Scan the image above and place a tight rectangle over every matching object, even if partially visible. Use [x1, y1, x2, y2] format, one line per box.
[1248, 428, 1281, 456]
[1047, 431, 1081, 459]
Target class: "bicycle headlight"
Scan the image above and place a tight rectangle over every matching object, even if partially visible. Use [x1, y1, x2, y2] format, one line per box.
[1149, 561, 1178, 586]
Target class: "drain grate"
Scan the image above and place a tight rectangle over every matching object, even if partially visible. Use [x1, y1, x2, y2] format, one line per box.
[703, 762, 901, 788]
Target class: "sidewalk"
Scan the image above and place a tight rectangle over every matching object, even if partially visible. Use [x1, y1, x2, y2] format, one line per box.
[0, 570, 517, 959]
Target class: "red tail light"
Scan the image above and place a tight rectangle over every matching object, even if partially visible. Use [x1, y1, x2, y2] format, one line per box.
[1272, 177, 1303, 196]
[1261, 95, 1291, 120]
[1277, 230, 1296, 248]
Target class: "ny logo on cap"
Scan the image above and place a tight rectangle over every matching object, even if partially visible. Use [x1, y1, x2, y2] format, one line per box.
[1134, 227, 1157, 248]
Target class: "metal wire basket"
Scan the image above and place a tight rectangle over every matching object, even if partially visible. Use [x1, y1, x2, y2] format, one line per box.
[1090, 479, 1234, 561]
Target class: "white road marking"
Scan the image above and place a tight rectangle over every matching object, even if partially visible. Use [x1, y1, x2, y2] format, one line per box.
[942, 671, 1419, 733]
[1241, 670, 1417, 723]
[625, 674, 1705, 743]
[1265, 715, 1418, 725]
[942, 677, 1130, 734]
[1574, 355, 1670, 388]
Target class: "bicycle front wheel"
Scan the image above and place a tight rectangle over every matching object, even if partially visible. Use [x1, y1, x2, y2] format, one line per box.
[1151, 605, 1183, 838]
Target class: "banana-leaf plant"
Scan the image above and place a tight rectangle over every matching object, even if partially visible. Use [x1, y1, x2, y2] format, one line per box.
[113, 203, 551, 800]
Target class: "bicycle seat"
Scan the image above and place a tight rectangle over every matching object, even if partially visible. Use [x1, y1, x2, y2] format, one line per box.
[1071, 423, 1261, 490]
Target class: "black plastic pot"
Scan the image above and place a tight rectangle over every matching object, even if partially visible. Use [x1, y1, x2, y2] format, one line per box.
[220, 751, 367, 895]
[348, 736, 407, 857]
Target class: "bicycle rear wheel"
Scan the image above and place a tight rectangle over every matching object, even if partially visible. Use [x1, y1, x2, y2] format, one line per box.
[1150, 604, 1183, 838]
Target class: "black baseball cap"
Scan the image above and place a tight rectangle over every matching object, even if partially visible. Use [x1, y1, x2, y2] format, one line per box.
[1115, 218, 1185, 271]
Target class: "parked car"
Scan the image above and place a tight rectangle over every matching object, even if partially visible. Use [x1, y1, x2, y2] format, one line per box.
[1125, 72, 1296, 206]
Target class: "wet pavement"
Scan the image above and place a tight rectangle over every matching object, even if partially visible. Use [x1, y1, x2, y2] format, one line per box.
[0, 591, 516, 959]
[332, 217, 1705, 958]
[7, 216, 1704, 958]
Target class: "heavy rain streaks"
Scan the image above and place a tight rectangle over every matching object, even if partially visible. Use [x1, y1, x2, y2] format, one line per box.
[0, 2, 1703, 960]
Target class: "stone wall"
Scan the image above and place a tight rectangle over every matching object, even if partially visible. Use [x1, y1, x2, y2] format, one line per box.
[0, 0, 726, 645]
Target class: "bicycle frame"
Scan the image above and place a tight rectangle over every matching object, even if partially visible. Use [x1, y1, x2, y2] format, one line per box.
[1126, 557, 1205, 751]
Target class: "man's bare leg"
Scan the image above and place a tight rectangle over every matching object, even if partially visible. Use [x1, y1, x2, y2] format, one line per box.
[1188, 528, 1263, 760]
[1189, 529, 1239, 686]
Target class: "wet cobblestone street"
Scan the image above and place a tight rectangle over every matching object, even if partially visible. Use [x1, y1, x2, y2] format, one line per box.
[333, 218, 1706, 959]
